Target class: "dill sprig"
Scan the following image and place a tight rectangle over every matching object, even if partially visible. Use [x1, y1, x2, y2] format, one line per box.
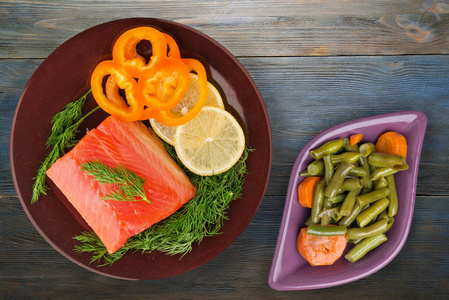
[80, 160, 150, 204]
[31, 89, 100, 203]
[73, 145, 252, 266]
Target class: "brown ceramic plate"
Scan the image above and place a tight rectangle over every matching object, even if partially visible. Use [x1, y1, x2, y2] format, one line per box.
[10, 18, 272, 280]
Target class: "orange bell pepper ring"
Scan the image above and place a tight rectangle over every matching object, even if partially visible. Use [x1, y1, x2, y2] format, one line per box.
[138, 57, 190, 111]
[112, 26, 168, 78]
[163, 33, 182, 59]
[90, 60, 143, 122]
[153, 58, 208, 126]
[91, 27, 208, 126]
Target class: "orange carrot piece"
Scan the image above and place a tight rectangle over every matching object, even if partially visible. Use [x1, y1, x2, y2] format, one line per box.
[349, 133, 363, 146]
[296, 227, 347, 266]
[376, 131, 407, 158]
[297, 177, 321, 208]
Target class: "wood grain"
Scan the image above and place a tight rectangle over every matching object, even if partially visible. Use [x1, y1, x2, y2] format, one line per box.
[1, 0, 449, 58]
[1, 0, 449, 298]
[1, 195, 448, 298]
[2, 56, 448, 196]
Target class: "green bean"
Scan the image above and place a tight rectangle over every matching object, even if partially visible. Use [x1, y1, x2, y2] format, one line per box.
[378, 209, 388, 220]
[324, 162, 355, 198]
[317, 205, 343, 222]
[349, 167, 367, 177]
[378, 210, 394, 233]
[359, 156, 373, 191]
[300, 169, 324, 177]
[356, 187, 390, 207]
[331, 205, 343, 221]
[345, 234, 388, 263]
[320, 197, 333, 226]
[328, 193, 346, 204]
[345, 218, 388, 240]
[323, 155, 334, 185]
[343, 137, 359, 152]
[304, 216, 313, 226]
[368, 152, 407, 168]
[374, 177, 388, 190]
[340, 178, 363, 191]
[310, 139, 344, 160]
[330, 152, 361, 164]
[383, 217, 395, 233]
[311, 180, 325, 224]
[349, 238, 364, 245]
[306, 224, 347, 236]
[356, 198, 390, 228]
[359, 142, 375, 157]
[385, 174, 398, 217]
[338, 203, 368, 227]
[340, 187, 362, 216]
[370, 167, 400, 181]
[307, 159, 324, 176]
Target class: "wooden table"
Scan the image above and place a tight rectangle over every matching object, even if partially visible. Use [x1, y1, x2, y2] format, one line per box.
[1, 0, 448, 298]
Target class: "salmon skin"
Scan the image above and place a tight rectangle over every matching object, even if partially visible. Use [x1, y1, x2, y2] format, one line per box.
[46, 116, 197, 254]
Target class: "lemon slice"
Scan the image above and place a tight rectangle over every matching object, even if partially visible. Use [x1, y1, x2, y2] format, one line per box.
[174, 106, 245, 176]
[150, 73, 224, 145]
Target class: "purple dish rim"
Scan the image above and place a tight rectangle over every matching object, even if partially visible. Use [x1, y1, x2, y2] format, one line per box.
[268, 110, 427, 291]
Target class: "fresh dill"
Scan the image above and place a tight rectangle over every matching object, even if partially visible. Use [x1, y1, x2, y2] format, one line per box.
[80, 160, 150, 204]
[31, 89, 100, 203]
[73, 144, 252, 266]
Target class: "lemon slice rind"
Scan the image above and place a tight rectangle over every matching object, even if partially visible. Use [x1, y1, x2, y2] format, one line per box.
[174, 106, 245, 176]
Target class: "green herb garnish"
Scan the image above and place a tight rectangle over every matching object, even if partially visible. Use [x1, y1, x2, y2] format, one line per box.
[80, 160, 150, 204]
[31, 89, 100, 203]
[74, 144, 252, 266]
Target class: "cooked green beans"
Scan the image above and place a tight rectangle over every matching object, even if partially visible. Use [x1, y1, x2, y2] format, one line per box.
[343, 138, 359, 152]
[356, 197, 390, 228]
[369, 167, 400, 181]
[311, 180, 325, 224]
[327, 193, 346, 204]
[340, 178, 363, 191]
[310, 139, 344, 160]
[323, 155, 334, 185]
[338, 203, 368, 227]
[349, 167, 367, 177]
[359, 142, 375, 157]
[307, 225, 347, 236]
[317, 205, 343, 222]
[359, 156, 373, 191]
[386, 174, 398, 217]
[299, 132, 407, 264]
[346, 218, 388, 240]
[324, 162, 355, 198]
[320, 197, 333, 225]
[369, 152, 407, 168]
[307, 159, 324, 175]
[357, 187, 390, 207]
[374, 177, 388, 190]
[345, 234, 388, 263]
[300, 169, 324, 177]
[340, 187, 362, 216]
[330, 152, 361, 164]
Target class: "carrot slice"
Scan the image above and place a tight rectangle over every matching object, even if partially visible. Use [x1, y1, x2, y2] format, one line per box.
[297, 177, 321, 208]
[296, 227, 347, 266]
[376, 131, 407, 158]
[349, 133, 363, 146]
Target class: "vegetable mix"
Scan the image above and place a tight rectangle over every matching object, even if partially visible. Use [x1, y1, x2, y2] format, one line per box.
[297, 132, 408, 265]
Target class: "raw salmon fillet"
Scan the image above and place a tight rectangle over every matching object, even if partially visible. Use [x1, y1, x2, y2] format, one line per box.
[46, 116, 197, 253]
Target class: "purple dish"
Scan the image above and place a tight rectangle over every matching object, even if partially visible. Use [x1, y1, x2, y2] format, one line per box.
[268, 111, 427, 291]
